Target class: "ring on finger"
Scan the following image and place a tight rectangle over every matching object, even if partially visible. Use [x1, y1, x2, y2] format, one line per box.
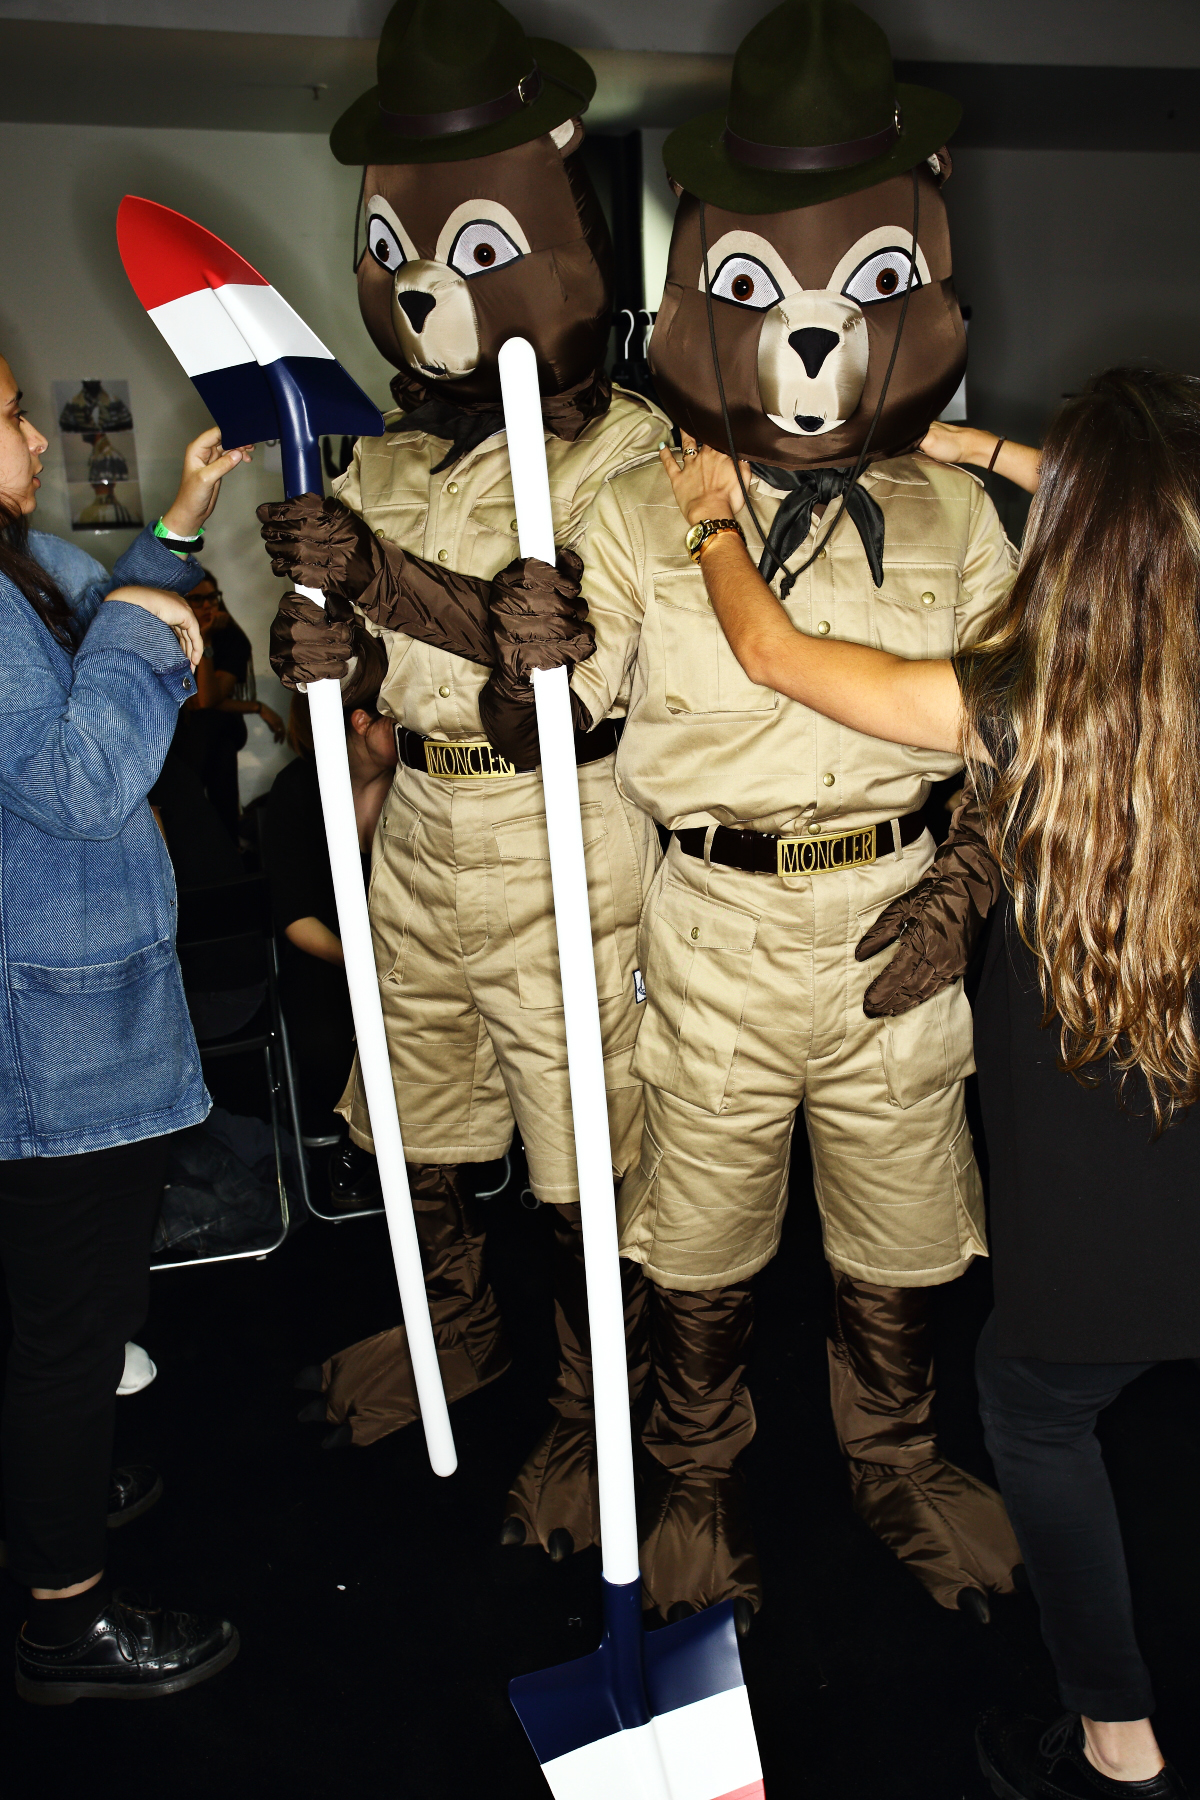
[682, 446, 698, 458]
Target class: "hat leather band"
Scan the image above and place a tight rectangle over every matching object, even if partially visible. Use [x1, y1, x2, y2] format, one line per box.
[379, 64, 543, 139]
[724, 107, 900, 173]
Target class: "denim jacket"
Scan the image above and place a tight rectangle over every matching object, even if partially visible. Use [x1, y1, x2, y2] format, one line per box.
[0, 525, 212, 1158]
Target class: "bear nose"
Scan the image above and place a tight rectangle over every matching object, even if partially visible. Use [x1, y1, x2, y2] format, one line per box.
[397, 290, 437, 334]
[788, 326, 841, 380]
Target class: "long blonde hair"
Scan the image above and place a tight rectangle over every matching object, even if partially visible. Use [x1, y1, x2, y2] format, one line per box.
[962, 366, 1200, 1126]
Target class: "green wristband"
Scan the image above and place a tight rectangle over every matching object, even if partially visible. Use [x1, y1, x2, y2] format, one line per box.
[154, 517, 204, 549]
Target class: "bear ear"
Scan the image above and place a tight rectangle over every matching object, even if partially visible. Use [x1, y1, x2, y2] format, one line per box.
[928, 146, 953, 186]
[551, 118, 585, 157]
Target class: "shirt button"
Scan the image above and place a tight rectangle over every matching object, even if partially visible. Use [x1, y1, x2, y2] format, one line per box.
[823, 773, 835, 787]
[921, 590, 935, 605]
[375, 528, 386, 538]
[438, 549, 449, 563]
[817, 620, 830, 635]
[817, 548, 827, 559]
[690, 926, 700, 941]
[446, 481, 459, 494]
[808, 822, 821, 834]
[438, 684, 450, 698]
[510, 520, 519, 533]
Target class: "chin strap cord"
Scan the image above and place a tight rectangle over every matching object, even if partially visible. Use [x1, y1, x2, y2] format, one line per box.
[352, 166, 367, 274]
[698, 165, 921, 590]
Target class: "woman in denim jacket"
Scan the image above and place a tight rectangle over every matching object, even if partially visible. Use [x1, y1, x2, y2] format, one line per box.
[0, 355, 248, 1703]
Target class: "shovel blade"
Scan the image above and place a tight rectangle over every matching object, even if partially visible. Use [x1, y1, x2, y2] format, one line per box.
[116, 195, 383, 451]
[511, 1601, 764, 1800]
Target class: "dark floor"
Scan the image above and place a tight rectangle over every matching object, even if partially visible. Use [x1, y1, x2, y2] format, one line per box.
[3, 1123, 1199, 1800]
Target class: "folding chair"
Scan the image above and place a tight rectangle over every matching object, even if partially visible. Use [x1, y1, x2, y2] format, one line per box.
[152, 875, 311, 1271]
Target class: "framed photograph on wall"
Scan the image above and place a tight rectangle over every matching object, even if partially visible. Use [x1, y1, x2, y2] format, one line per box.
[53, 377, 144, 530]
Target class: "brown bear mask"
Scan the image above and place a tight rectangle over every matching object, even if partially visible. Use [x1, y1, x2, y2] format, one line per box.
[358, 130, 613, 407]
[648, 163, 964, 468]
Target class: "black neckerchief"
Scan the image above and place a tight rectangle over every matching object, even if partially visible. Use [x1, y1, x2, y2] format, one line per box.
[750, 463, 886, 594]
[389, 368, 612, 474]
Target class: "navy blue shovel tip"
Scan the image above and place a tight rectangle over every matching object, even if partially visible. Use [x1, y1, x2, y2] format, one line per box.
[510, 1578, 746, 1767]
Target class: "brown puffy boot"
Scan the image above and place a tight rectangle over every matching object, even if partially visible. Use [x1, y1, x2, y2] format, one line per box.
[501, 1203, 649, 1559]
[311, 1163, 510, 1447]
[828, 1270, 1022, 1618]
[638, 1283, 761, 1632]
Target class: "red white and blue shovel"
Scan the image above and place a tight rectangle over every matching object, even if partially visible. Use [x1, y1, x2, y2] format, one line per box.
[498, 338, 765, 1800]
[116, 197, 456, 1480]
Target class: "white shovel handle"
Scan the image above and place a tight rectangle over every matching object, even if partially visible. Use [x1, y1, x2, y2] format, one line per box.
[498, 338, 640, 1586]
[298, 594, 457, 1479]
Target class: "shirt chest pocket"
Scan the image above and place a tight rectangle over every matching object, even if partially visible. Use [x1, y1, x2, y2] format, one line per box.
[871, 563, 962, 659]
[357, 498, 428, 554]
[462, 498, 521, 568]
[653, 569, 778, 717]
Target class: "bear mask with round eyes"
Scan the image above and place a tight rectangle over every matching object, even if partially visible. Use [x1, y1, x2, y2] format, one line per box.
[358, 132, 613, 406]
[648, 164, 964, 468]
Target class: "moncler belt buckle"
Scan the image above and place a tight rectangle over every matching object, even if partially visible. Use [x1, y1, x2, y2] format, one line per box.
[776, 824, 876, 877]
[423, 739, 517, 779]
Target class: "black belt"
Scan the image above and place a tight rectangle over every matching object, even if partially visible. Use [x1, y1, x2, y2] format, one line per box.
[675, 808, 928, 878]
[394, 717, 621, 780]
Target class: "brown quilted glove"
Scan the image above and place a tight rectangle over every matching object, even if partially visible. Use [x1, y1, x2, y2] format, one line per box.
[258, 494, 379, 600]
[478, 551, 596, 771]
[855, 790, 1003, 1017]
[269, 590, 357, 691]
[259, 495, 495, 665]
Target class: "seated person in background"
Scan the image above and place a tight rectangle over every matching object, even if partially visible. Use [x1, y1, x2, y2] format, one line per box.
[174, 569, 283, 845]
[150, 571, 285, 882]
[263, 630, 394, 1195]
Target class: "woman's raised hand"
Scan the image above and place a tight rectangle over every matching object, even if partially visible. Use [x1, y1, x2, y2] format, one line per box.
[105, 585, 203, 669]
[160, 427, 255, 540]
[659, 431, 751, 527]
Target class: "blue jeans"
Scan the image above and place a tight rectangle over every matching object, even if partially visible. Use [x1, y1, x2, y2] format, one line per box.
[975, 1313, 1156, 1720]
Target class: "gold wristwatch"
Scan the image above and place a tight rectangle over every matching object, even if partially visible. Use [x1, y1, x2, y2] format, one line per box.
[685, 518, 745, 563]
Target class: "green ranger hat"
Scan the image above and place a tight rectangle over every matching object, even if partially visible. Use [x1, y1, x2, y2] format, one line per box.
[665, 0, 961, 214]
[330, 0, 596, 166]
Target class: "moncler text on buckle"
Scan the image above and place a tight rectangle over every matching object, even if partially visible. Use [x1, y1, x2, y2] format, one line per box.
[424, 739, 517, 779]
[777, 824, 877, 876]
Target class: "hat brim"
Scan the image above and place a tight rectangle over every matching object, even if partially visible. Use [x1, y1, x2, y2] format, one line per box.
[330, 39, 595, 166]
[664, 83, 962, 214]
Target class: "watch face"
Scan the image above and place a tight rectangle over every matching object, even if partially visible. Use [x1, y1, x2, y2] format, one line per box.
[685, 523, 705, 555]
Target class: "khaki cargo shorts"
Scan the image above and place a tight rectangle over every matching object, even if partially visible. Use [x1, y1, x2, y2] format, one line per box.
[617, 833, 986, 1291]
[339, 753, 661, 1203]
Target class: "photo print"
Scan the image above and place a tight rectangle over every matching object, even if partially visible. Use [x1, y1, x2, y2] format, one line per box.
[53, 378, 144, 530]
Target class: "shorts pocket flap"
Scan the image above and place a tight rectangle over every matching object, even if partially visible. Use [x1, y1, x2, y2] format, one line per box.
[493, 804, 605, 862]
[655, 880, 759, 954]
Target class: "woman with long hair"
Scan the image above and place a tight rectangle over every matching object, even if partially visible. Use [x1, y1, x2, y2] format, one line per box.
[660, 367, 1196, 1800]
[0, 353, 250, 1702]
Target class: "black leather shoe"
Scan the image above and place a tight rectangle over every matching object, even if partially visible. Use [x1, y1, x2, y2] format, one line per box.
[107, 1465, 163, 1530]
[978, 1711, 1187, 1799]
[16, 1593, 238, 1704]
[328, 1142, 381, 1211]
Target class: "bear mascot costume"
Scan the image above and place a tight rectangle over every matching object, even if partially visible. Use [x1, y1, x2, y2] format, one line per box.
[479, 0, 1023, 1629]
[262, 0, 668, 1561]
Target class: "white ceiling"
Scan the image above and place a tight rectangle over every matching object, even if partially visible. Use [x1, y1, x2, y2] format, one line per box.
[0, 0, 1197, 64]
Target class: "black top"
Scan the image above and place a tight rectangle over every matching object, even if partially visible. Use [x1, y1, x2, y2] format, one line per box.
[263, 752, 370, 967]
[975, 894, 1200, 1364]
[264, 755, 339, 939]
[210, 620, 253, 697]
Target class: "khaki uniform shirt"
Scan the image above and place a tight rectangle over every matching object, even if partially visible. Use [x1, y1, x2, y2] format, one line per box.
[333, 389, 669, 731]
[571, 452, 1017, 835]
[329, 389, 670, 1199]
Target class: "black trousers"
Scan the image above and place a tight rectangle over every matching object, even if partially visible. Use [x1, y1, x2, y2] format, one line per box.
[975, 1312, 1156, 1720]
[0, 1137, 167, 1589]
